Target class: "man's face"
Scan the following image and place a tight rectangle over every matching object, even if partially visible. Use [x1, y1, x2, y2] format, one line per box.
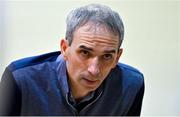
[61, 22, 122, 97]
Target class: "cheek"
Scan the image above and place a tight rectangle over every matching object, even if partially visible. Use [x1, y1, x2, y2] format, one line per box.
[100, 66, 111, 77]
[67, 52, 86, 73]
[100, 61, 115, 78]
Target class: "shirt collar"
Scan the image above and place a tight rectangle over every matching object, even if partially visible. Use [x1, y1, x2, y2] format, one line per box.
[55, 55, 69, 96]
[68, 90, 95, 106]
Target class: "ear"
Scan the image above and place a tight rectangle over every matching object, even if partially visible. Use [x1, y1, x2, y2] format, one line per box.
[60, 39, 69, 60]
[113, 48, 123, 68]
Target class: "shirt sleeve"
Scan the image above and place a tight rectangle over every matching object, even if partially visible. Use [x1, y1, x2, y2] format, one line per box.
[0, 67, 21, 115]
[127, 80, 145, 116]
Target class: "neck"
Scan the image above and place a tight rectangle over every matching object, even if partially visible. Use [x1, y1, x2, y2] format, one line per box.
[70, 84, 90, 101]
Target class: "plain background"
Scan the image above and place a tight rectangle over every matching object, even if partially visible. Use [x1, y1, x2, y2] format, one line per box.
[0, 0, 179, 116]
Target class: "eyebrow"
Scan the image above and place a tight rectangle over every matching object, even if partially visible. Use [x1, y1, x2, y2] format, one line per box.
[79, 45, 93, 51]
[79, 45, 116, 54]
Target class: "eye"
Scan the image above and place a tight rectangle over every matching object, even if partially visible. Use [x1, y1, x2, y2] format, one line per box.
[80, 50, 90, 56]
[103, 54, 112, 60]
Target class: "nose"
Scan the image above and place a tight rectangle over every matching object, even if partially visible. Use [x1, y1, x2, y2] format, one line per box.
[88, 57, 100, 76]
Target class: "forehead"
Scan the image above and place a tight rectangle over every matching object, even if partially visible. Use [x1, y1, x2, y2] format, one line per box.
[72, 22, 119, 49]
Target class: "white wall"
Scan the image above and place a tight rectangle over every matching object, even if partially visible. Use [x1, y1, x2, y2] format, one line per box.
[0, 0, 6, 80]
[0, 0, 179, 116]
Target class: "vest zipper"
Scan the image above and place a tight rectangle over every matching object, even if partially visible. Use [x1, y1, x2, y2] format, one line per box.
[80, 91, 103, 115]
[65, 94, 79, 116]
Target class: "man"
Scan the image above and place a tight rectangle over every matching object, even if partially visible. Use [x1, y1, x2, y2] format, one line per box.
[0, 4, 144, 116]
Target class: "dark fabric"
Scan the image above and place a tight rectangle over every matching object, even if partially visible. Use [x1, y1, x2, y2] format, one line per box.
[0, 51, 144, 116]
[127, 81, 145, 116]
[0, 68, 21, 115]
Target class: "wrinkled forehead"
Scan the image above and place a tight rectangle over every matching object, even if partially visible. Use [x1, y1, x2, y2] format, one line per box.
[75, 21, 119, 38]
[72, 22, 120, 51]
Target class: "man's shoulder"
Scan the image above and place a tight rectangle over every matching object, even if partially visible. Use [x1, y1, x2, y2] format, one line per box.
[104, 63, 144, 104]
[7, 51, 61, 72]
[114, 63, 144, 86]
[117, 63, 143, 77]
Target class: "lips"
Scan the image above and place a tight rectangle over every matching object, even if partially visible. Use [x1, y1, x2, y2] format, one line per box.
[83, 78, 98, 82]
[82, 77, 99, 87]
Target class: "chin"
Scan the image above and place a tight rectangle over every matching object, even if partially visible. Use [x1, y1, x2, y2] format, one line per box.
[85, 84, 100, 92]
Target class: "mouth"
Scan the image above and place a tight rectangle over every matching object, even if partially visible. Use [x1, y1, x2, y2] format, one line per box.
[82, 77, 99, 88]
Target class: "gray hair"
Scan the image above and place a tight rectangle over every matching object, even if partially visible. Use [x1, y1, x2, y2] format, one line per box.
[65, 4, 124, 48]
